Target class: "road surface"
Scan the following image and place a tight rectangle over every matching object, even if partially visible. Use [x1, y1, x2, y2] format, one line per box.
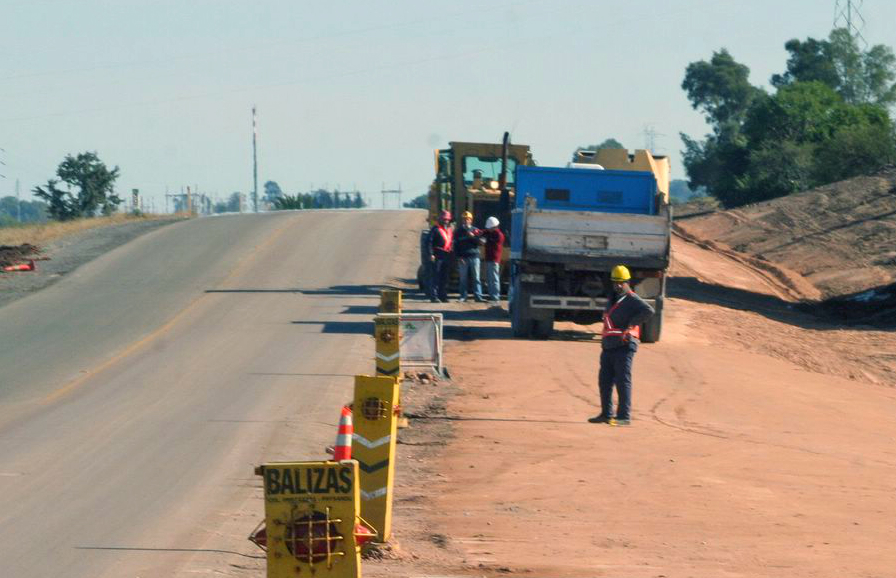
[0, 210, 423, 577]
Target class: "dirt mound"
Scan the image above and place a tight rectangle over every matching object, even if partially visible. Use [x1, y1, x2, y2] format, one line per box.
[0, 244, 41, 268]
[676, 167, 896, 303]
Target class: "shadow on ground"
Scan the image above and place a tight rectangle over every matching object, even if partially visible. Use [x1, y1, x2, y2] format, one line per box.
[669, 275, 892, 331]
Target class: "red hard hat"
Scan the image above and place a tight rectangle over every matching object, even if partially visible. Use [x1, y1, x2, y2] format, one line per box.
[439, 210, 451, 222]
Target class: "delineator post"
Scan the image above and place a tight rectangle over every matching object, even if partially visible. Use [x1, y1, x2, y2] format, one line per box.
[374, 315, 400, 379]
[351, 375, 400, 541]
[379, 289, 401, 314]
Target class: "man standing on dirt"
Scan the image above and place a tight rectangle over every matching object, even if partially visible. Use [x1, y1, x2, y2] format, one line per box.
[589, 265, 654, 426]
[454, 210, 484, 302]
[428, 210, 454, 303]
[482, 216, 505, 301]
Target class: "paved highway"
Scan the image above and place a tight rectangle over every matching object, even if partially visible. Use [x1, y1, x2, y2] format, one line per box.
[0, 211, 422, 577]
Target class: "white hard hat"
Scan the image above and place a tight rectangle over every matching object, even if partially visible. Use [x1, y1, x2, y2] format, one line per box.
[485, 216, 500, 229]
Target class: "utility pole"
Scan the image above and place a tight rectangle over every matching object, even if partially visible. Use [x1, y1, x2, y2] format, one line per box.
[15, 179, 21, 222]
[252, 105, 259, 213]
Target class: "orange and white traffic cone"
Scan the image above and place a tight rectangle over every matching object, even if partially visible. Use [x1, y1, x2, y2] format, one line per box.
[2, 260, 35, 272]
[333, 405, 353, 461]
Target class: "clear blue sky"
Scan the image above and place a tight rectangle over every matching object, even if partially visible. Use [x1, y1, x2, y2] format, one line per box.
[2, 0, 895, 210]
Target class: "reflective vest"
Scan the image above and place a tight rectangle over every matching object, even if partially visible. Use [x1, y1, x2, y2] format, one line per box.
[434, 225, 453, 253]
[602, 292, 641, 341]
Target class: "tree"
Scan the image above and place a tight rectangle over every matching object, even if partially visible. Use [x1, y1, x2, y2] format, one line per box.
[33, 152, 121, 220]
[681, 39, 896, 208]
[263, 180, 283, 204]
[0, 196, 48, 223]
[813, 123, 896, 184]
[772, 28, 896, 108]
[272, 194, 304, 210]
[682, 49, 764, 130]
[353, 192, 365, 208]
[403, 194, 428, 209]
[771, 37, 840, 90]
[572, 138, 624, 161]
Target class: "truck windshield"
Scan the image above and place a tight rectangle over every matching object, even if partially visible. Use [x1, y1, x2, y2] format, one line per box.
[462, 156, 517, 185]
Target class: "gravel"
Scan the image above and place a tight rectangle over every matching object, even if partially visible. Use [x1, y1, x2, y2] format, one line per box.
[0, 217, 183, 309]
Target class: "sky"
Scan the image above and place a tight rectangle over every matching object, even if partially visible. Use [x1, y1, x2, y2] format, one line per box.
[2, 0, 895, 211]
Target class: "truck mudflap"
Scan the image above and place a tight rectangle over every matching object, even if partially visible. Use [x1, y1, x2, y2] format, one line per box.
[529, 295, 659, 310]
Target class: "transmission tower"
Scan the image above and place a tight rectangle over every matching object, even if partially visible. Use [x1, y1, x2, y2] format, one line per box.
[834, 0, 867, 48]
[642, 124, 665, 154]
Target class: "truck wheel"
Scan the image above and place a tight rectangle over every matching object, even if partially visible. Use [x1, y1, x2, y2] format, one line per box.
[641, 307, 663, 343]
[532, 317, 554, 340]
[510, 278, 533, 338]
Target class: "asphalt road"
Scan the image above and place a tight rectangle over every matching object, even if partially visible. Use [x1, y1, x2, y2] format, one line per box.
[0, 210, 423, 577]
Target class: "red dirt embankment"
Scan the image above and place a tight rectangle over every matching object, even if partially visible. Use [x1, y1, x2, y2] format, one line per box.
[675, 167, 896, 301]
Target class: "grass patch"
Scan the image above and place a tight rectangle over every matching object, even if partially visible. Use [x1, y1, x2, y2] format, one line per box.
[0, 213, 185, 247]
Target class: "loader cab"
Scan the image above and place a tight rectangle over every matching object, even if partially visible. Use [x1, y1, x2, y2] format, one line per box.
[428, 141, 532, 227]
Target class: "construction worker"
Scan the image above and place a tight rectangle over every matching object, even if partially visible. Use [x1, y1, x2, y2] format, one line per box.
[454, 210, 484, 302]
[589, 265, 654, 426]
[482, 216, 505, 301]
[428, 210, 454, 303]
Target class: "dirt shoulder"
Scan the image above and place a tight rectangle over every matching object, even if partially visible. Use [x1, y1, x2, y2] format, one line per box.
[0, 216, 184, 309]
[367, 234, 896, 578]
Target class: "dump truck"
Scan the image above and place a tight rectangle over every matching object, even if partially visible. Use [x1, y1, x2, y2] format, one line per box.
[417, 133, 533, 292]
[508, 148, 671, 341]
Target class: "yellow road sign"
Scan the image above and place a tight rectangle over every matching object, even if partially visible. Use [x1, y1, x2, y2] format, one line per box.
[374, 315, 400, 379]
[259, 461, 362, 578]
[352, 376, 399, 541]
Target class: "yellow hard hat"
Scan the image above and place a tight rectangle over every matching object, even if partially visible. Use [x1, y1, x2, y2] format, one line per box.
[610, 265, 631, 282]
[462, 211, 473, 220]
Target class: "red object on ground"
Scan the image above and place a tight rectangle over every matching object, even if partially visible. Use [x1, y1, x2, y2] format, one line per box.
[333, 405, 353, 461]
[355, 522, 376, 546]
[2, 260, 35, 272]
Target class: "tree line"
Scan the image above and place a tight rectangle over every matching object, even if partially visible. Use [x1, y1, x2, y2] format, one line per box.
[681, 28, 896, 207]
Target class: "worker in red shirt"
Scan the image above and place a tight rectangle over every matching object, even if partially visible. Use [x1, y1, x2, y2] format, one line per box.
[428, 210, 454, 303]
[482, 216, 505, 301]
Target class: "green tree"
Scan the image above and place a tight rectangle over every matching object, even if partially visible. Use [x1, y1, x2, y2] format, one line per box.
[813, 123, 896, 183]
[682, 49, 764, 129]
[403, 194, 428, 209]
[772, 28, 896, 107]
[353, 192, 365, 208]
[33, 152, 121, 220]
[572, 138, 624, 161]
[0, 196, 48, 223]
[263, 180, 283, 204]
[272, 194, 304, 210]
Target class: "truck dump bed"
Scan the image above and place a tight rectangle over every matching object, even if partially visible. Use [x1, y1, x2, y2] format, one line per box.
[510, 166, 671, 269]
[512, 208, 670, 269]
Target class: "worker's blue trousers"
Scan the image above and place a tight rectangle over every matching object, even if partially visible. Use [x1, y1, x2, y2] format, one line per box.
[598, 345, 637, 420]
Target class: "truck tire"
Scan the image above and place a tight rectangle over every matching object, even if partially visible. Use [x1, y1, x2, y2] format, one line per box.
[641, 306, 663, 343]
[532, 316, 554, 340]
[510, 278, 533, 338]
